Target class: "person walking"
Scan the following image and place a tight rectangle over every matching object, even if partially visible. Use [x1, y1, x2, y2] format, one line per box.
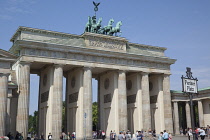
[199, 127, 206, 140]
[102, 130, 106, 140]
[136, 131, 144, 140]
[132, 134, 137, 140]
[162, 130, 169, 140]
[72, 131, 76, 140]
[48, 133, 52, 140]
[118, 132, 124, 140]
[158, 132, 164, 140]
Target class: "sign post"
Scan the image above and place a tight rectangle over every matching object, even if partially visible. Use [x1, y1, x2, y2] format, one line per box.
[181, 67, 198, 140]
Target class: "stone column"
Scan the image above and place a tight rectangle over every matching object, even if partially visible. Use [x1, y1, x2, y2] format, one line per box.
[158, 75, 165, 131]
[10, 94, 18, 135]
[83, 67, 92, 139]
[163, 74, 173, 133]
[185, 102, 191, 128]
[198, 100, 204, 127]
[0, 73, 9, 136]
[52, 64, 63, 139]
[6, 93, 12, 134]
[16, 62, 30, 138]
[173, 102, 180, 135]
[136, 73, 143, 130]
[141, 72, 151, 130]
[118, 71, 128, 131]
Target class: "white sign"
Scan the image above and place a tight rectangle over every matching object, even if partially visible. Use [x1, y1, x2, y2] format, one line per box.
[182, 78, 198, 93]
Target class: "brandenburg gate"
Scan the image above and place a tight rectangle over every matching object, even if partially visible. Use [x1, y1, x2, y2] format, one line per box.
[0, 24, 176, 139]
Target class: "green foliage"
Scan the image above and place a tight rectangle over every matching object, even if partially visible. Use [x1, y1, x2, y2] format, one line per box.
[92, 102, 98, 130]
[28, 111, 38, 133]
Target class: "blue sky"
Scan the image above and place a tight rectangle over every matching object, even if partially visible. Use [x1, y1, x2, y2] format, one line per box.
[0, 0, 209, 114]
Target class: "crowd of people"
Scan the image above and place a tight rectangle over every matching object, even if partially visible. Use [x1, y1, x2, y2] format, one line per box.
[180, 125, 210, 140]
[92, 129, 172, 140]
[2, 125, 210, 140]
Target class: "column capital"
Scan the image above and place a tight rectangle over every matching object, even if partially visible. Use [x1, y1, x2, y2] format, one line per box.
[0, 73, 10, 77]
[118, 70, 127, 74]
[141, 72, 149, 76]
[198, 99, 202, 102]
[19, 61, 31, 66]
[83, 66, 94, 71]
[162, 73, 171, 77]
[54, 64, 64, 68]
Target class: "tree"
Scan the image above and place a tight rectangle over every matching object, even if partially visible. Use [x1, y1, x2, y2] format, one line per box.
[28, 111, 38, 133]
[92, 102, 98, 130]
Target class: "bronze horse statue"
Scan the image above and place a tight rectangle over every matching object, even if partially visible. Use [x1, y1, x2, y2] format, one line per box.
[103, 18, 114, 35]
[91, 17, 102, 33]
[85, 16, 92, 32]
[108, 21, 122, 36]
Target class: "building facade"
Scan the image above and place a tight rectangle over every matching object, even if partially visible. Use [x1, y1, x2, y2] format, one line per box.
[2, 26, 208, 139]
[171, 88, 210, 135]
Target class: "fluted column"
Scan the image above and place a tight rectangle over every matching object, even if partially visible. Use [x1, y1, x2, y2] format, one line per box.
[0, 73, 9, 136]
[16, 62, 30, 138]
[136, 73, 143, 130]
[118, 71, 128, 131]
[185, 102, 191, 128]
[83, 67, 92, 139]
[141, 72, 151, 130]
[173, 102, 180, 134]
[52, 64, 63, 139]
[163, 74, 173, 133]
[198, 100, 204, 127]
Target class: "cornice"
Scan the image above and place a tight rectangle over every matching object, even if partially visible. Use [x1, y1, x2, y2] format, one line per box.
[82, 32, 128, 42]
[128, 42, 167, 51]
[13, 40, 176, 65]
[10, 26, 82, 42]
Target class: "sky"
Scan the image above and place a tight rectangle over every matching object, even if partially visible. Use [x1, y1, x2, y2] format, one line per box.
[0, 0, 209, 115]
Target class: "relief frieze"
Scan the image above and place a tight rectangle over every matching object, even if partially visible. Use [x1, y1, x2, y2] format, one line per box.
[87, 36, 126, 52]
[24, 48, 170, 70]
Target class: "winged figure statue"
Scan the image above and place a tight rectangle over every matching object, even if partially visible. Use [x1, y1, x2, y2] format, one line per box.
[93, 1, 100, 12]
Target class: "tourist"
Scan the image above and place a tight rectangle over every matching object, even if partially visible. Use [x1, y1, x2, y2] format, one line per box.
[195, 127, 199, 140]
[125, 132, 131, 140]
[19, 133, 23, 140]
[118, 131, 124, 140]
[199, 127, 206, 140]
[152, 130, 156, 137]
[207, 125, 210, 138]
[168, 133, 172, 140]
[72, 131, 76, 140]
[158, 132, 163, 140]
[132, 134, 137, 140]
[148, 129, 153, 140]
[187, 128, 192, 140]
[180, 129, 183, 135]
[143, 131, 148, 138]
[162, 130, 169, 140]
[102, 130, 106, 140]
[48, 133, 52, 140]
[40, 132, 44, 140]
[136, 131, 143, 140]
[67, 132, 71, 140]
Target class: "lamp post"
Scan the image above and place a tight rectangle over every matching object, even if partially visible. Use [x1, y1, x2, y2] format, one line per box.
[181, 67, 198, 140]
